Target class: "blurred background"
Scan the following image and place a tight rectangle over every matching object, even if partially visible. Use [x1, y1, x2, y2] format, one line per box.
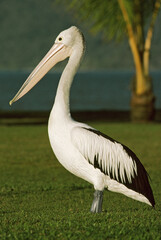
[1, 0, 161, 123]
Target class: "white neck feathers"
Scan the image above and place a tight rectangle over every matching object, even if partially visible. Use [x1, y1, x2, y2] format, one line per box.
[51, 44, 84, 119]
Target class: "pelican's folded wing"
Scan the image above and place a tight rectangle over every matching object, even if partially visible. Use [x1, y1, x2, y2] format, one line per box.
[71, 126, 155, 207]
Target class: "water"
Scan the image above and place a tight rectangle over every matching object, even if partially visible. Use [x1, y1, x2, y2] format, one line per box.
[0, 70, 161, 112]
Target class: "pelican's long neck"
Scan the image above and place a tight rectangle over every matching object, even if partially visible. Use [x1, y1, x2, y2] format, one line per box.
[52, 46, 84, 119]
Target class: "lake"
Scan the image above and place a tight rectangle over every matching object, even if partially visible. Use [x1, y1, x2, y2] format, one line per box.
[0, 70, 161, 113]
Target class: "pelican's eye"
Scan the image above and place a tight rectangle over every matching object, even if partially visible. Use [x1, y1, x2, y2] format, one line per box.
[58, 37, 62, 41]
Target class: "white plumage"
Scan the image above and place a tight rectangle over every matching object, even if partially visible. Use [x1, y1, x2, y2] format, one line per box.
[71, 127, 137, 184]
[10, 26, 155, 213]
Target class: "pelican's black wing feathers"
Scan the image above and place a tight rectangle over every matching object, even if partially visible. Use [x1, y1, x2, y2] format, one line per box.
[71, 126, 155, 207]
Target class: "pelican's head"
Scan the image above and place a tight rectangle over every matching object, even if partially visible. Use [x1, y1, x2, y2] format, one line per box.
[9, 26, 84, 105]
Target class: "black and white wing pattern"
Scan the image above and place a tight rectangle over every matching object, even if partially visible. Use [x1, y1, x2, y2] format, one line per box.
[71, 126, 155, 207]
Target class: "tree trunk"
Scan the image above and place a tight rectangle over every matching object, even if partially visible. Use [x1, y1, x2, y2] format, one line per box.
[130, 76, 155, 122]
[118, 0, 155, 122]
[118, 0, 160, 122]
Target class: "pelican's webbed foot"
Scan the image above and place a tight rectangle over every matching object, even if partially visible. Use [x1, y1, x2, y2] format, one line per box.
[90, 190, 103, 213]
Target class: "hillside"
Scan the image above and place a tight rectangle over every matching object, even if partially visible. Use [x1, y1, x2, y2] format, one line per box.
[1, 0, 161, 71]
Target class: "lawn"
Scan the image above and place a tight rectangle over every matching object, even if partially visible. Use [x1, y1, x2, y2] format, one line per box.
[0, 122, 161, 240]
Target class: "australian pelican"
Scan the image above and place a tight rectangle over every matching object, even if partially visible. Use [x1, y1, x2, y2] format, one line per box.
[10, 26, 155, 213]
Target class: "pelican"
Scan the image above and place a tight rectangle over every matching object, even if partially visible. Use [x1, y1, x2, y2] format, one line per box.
[10, 26, 155, 213]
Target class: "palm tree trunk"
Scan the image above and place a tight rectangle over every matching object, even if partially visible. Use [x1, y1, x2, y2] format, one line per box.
[118, 0, 146, 96]
[144, 0, 161, 76]
[118, 0, 160, 121]
[131, 0, 161, 122]
[131, 76, 155, 122]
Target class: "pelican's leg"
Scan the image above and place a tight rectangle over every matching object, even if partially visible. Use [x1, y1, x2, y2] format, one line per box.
[90, 190, 103, 213]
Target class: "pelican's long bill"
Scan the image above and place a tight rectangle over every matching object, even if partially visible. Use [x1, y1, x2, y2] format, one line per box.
[9, 42, 68, 105]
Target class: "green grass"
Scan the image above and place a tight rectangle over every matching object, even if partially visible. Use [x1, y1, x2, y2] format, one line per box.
[0, 122, 161, 239]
